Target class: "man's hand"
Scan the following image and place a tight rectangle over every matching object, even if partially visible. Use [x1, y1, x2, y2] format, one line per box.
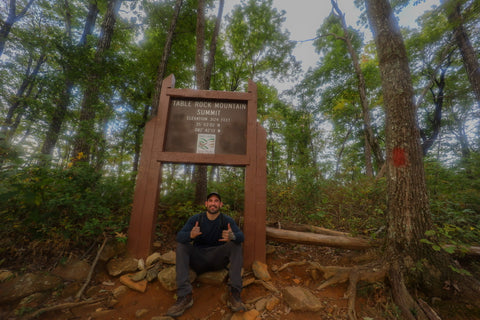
[190, 221, 202, 239]
[220, 223, 236, 242]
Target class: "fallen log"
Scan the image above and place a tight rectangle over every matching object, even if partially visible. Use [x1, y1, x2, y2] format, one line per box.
[266, 226, 480, 256]
[269, 221, 352, 237]
[266, 226, 373, 250]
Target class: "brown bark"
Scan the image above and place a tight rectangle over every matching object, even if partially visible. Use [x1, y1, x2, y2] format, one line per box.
[330, 0, 384, 176]
[0, 0, 35, 57]
[366, 0, 480, 316]
[266, 227, 372, 250]
[193, 0, 224, 205]
[269, 221, 351, 237]
[1, 54, 45, 142]
[151, 0, 183, 116]
[444, 0, 480, 105]
[132, 0, 183, 174]
[40, 0, 98, 160]
[204, 0, 224, 88]
[194, 0, 206, 90]
[420, 63, 448, 155]
[73, 0, 122, 160]
[268, 223, 480, 256]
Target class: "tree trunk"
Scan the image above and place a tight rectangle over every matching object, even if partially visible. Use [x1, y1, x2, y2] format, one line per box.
[366, 0, 480, 317]
[40, 77, 73, 159]
[151, 0, 183, 116]
[0, 0, 35, 57]
[204, 0, 224, 89]
[132, 0, 182, 174]
[330, 0, 384, 176]
[444, 0, 480, 105]
[420, 63, 449, 155]
[1, 54, 45, 143]
[73, 0, 122, 161]
[40, 0, 98, 161]
[266, 227, 372, 250]
[193, 0, 224, 205]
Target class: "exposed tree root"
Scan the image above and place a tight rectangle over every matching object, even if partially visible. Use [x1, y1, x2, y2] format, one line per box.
[275, 258, 458, 320]
[276, 259, 387, 320]
[22, 297, 108, 320]
[417, 298, 442, 320]
[75, 233, 108, 301]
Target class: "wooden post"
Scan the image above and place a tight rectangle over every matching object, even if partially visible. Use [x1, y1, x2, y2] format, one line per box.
[127, 75, 266, 266]
[127, 75, 175, 258]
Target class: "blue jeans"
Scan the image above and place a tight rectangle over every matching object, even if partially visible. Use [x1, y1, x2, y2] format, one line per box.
[175, 241, 243, 297]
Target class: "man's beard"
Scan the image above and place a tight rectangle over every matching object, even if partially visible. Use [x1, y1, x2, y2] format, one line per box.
[207, 205, 219, 214]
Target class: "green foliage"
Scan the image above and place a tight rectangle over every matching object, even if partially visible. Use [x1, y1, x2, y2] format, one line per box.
[425, 158, 480, 246]
[164, 201, 202, 231]
[267, 177, 387, 237]
[0, 162, 133, 245]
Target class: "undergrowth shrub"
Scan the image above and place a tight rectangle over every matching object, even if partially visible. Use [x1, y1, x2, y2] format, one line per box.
[267, 177, 387, 236]
[426, 159, 480, 247]
[0, 162, 133, 247]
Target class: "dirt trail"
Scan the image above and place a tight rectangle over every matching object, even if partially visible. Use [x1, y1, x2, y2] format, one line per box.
[7, 242, 479, 320]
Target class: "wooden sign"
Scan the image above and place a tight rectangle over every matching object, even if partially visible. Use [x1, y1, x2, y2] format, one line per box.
[164, 98, 248, 155]
[127, 75, 266, 267]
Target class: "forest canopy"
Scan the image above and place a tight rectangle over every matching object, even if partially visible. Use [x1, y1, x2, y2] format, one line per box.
[0, 0, 479, 274]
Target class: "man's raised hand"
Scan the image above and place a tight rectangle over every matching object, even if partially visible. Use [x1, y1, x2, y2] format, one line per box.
[190, 221, 202, 239]
[220, 223, 236, 242]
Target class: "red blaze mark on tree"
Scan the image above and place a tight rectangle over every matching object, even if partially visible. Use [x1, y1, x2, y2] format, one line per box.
[393, 147, 406, 167]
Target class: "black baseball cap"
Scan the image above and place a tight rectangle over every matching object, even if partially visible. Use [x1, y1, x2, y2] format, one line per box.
[206, 192, 221, 201]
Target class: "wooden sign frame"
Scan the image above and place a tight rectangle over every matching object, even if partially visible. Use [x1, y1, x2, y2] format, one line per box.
[127, 75, 266, 267]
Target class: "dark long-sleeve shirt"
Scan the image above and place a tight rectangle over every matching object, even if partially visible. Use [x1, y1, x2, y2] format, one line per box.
[176, 212, 244, 248]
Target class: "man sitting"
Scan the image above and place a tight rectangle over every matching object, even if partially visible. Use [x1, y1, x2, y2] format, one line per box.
[166, 192, 246, 317]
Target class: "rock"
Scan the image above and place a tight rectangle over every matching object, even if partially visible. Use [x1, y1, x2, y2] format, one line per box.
[146, 252, 162, 267]
[15, 292, 49, 312]
[265, 296, 280, 311]
[138, 258, 145, 270]
[242, 277, 255, 287]
[85, 285, 102, 298]
[129, 269, 147, 282]
[106, 257, 138, 276]
[0, 272, 62, 303]
[308, 268, 321, 281]
[151, 316, 175, 320]
[119, 274, 148, 293]
[255, 297, 267, 311]
[107, 298, 119, 307]
[282, 286, 323, 312]
[231, 309, 259, 320]
[157, 266, 196, 291]
[91, 309, 115, 318]
[0, 270, 14, 282]
[266, 244, 276, 254]
[197, 269, 228, 285]
[58, 281, 82, 299]
[252, 261, 271, 281]
[160, 251, 176, 264]
[99, 240, 127, 262]
[135, 308, 149, 317]
[146, 263, 162, 282]
[112, 285, 129, 298]
[52, 259, 91, 281]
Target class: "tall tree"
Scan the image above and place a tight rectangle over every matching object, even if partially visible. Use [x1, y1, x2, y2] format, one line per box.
[1, 53, 45, 144]
[0, 0, 35, 57]
[72, 0, 122, 162]
[151, 0, 183, 116]
[442, 0, 480, 105]
[192, 0, 224, 205]
[40, 1, 100, 161]
[330, 0, 384, 176]
[365, 0, 480, 319]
